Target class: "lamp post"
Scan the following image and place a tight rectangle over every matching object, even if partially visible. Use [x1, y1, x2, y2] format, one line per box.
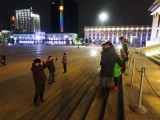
[99, 12, 108, 27]
[99, 12, 108, 42]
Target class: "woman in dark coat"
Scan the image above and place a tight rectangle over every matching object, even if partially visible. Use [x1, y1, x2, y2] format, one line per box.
[31, 58, 47, 106]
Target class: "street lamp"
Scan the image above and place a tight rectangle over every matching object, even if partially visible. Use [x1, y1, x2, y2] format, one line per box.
[99, 12, 108, 43]
[99, 12, 108, 27]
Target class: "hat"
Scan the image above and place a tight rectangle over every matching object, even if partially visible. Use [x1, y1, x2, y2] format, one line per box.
[119, 36, 123, 39]
[48, 56, 52, 59]
[33, 58, 41, 63]
[119, 36, 125, 41]
[47, 56, 53, 61]
[101, 43, 105, 46]
[104, 41, 113, 47]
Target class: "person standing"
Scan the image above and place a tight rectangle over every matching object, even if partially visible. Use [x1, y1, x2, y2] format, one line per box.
[100, 42, 123, 98]
[1, 55, 6, 66]
[31, 58, 47, 106]
[46, 56, 57, 84]
[119, 36, 129, 73]
[62, 53, 67, 73]
[113, 55, 122, 91]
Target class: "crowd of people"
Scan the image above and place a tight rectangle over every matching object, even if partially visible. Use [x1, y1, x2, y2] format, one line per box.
[31, 53, 67, 106]
[31, 36, 129, 105]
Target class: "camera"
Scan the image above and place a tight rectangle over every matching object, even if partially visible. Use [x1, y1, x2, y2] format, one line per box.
[53, 57, 57, 61]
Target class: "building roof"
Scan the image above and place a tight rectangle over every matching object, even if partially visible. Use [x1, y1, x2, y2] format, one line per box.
[1, 30, 10, 34]
[148, 0, 160, 12]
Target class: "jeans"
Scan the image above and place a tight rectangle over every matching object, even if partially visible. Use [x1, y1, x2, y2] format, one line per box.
[114, 74, 122, 86]
[100, 77, 112, 89]
[34, 84, 45, 103]
[114, 77, 119, 86]
[48, 71, 54, 83]
[63, 64, 67, 72]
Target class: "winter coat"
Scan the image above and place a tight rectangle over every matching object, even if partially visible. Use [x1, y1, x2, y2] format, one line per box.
[31, 63, 47, 85]
[62, 55, 67, 64]
[46, 60, 56, 72]
[100, 47, 123, 77]
[120, 42, 129, 61]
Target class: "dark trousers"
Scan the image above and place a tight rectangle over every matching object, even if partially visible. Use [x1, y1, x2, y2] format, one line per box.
[114, 77, 119, 86]
[122, 60, 127, 72]
[34, 84, 45, 103]
[100, 77, 112, 96]
[48, 71, 55, 83]
[63, 63, 67, 72]
[114, 74, 122, 87]
[1, 60, 6, 66]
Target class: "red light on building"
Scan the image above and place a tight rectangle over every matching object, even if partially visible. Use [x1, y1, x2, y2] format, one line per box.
[11, 16, 16, 22]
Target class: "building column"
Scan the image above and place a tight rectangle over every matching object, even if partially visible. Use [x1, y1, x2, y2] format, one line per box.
[150, 13, 159, 41]
[157, 13, 160, 40]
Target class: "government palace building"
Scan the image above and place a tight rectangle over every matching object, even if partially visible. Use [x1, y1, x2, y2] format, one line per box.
[84, 25, 151, 47]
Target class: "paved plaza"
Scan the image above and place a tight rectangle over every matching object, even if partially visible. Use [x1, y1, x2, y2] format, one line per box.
[0, 45, 103, 119]
[0, 45, 160, 120]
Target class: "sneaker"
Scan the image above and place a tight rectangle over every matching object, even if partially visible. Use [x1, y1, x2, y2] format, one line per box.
[40, 99, 45, 103]
[33, 102, 39, 106]
[113, 86, 118, 92]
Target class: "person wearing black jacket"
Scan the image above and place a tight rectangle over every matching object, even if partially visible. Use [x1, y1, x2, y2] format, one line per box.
[100, 42, 124, 97]
[31, 58, 47, 106]
[62, 53, 67, 73]
[46, 56, 57, 84]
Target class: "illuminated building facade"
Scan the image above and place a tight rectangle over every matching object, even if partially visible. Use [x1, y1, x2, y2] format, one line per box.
[15, 8, 40, 33]
[148, 0, 160, 45]
[45, 33, 77, 45]
[84, 25, 151, 47]
[12, 33, 77, 45]
[50, 0, 78, 33]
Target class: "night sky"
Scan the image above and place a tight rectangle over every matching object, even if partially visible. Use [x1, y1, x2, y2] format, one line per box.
[0, 0, 155, 34]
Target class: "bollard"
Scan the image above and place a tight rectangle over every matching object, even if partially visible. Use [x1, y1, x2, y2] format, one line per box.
[126, 54, 132, 69]
[130, 67, 147, 114]
[126, 58, 137, 87]
[127, 57, 132, 75]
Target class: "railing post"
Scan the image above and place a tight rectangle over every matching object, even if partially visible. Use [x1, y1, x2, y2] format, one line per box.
[130, 67, 147, 114]
[126, 58, 137, 87]
[127, 57, 132, 75]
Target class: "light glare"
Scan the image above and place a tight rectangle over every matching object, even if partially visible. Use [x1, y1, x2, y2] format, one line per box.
[99, 13, 107, 21]
[90, 50, 97, 56]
